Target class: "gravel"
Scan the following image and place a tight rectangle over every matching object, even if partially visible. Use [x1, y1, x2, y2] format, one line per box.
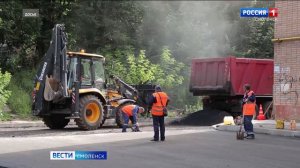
[170, 109, 231, 126]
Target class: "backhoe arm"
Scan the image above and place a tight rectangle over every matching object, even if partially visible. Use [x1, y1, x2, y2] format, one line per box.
[32, 24, 68, 115]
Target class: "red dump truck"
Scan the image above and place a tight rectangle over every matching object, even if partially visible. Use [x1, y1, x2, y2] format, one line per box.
[189, 56, 274, 118]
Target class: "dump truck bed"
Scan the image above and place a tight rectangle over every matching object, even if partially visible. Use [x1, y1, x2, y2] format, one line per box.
[189, 56, 273, 96]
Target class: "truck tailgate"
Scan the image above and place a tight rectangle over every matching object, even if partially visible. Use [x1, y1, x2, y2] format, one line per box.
[189, 56, 273, 96]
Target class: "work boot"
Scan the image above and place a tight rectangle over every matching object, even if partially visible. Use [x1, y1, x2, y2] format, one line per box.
[122, 125, 127, 132]
[245, 134, 255, 139]
[135, 126, 141, 132]
[132, 129, 141, 132]
[132, 124, 141, 132]
[150, 139, 159, 142]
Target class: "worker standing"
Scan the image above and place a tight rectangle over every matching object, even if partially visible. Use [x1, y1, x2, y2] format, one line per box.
[242, 84, 256, 139]
[121, 105, 145, 132]
[149, 85, 169, 142]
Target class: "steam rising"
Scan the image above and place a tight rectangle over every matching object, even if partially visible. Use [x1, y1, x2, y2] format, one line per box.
[139, 1, 251, 61]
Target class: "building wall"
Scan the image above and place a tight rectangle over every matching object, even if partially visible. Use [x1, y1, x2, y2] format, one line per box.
[274, 1, 300, 121]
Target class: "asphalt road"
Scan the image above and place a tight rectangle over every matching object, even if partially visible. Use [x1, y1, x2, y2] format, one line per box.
[0, 127, 300, 168]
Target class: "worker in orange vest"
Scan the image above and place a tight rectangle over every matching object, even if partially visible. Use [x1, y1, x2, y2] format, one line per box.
[121, 105, 145, 132]
[242, 84, 256, 139]
[149, 85, 169, 142]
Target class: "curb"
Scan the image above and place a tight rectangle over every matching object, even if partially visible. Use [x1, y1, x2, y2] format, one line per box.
[0, 121, 45, 128]
[212, 124, 300, 138]
[0, 118, 177, 128]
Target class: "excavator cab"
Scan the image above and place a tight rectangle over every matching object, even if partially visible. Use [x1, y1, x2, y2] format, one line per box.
[67, 51, 106, 91]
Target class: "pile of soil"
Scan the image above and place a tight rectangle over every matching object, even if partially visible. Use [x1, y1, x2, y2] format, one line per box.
[170, 109, 231, 126]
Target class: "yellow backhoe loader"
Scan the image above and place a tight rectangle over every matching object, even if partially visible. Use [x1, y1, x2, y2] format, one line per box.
[32, 24, 155, 130]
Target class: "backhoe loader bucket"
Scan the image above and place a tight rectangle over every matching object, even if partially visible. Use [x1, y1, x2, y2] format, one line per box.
[44, 76, 60, 101]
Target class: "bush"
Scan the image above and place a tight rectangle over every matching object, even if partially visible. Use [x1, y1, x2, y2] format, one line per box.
[0, 111, 12, 121]
[8, 83, 32, 118]
[0, 69, 12, 121]
[10, 70, 36, 92]
[0, 69, 11, 113]
[7, 69, 35, 118]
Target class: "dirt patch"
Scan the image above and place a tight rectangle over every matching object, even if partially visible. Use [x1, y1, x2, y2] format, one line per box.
[170, 109, 231, 126]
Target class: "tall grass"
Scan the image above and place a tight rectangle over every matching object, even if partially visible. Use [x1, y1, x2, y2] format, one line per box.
[7, 70, 36, 119]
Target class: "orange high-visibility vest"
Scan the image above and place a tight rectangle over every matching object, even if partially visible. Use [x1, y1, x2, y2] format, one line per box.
[122, 105, 136, 116]
[243, 103, 256, 115]
[243, 90, 256, 115]
[151, 92, 168, 116]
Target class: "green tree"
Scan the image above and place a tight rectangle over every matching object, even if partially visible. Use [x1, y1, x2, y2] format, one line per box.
[230, 18, 274, 58]
[229, 0, 275, 58]
[0, 0, 73, 72]
[125, 50, 157, 84]
[0, 1, 41, 71]
[154, 48, 184, 88]
[103, 47, 158, 85]
[103, 47, 184, 89]
[0, 0, 276, 113]
[101, 46, 133, 79]
[67, 0, 144, 52]
[0, 69, 11, 113]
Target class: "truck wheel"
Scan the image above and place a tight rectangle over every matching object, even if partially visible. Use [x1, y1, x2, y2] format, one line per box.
[75, 95, 103, 130]
[42, 114, 70, 129]
[115, 103, 134, 128]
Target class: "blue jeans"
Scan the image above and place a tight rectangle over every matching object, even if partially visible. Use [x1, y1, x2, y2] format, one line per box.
[244, 115, 254, 134]
[122, 113, 135, 132]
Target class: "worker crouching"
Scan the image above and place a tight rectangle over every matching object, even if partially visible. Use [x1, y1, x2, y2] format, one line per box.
[121, 105, 145, 132]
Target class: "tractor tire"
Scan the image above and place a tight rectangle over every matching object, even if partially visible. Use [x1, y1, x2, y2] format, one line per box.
[75, 95, 104, 130]
[42, 114, 70, 129]
[115, 103, 134, 128]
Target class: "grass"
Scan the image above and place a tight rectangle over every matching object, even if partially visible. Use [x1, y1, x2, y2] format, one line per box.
[0, 111, 12, 121]
[7, 69, 36, 119]
[8, 83, 32, 118]
[166, 111, 177, 118]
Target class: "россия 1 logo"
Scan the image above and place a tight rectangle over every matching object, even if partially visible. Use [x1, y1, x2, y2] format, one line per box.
[240, 8, 278, 17]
